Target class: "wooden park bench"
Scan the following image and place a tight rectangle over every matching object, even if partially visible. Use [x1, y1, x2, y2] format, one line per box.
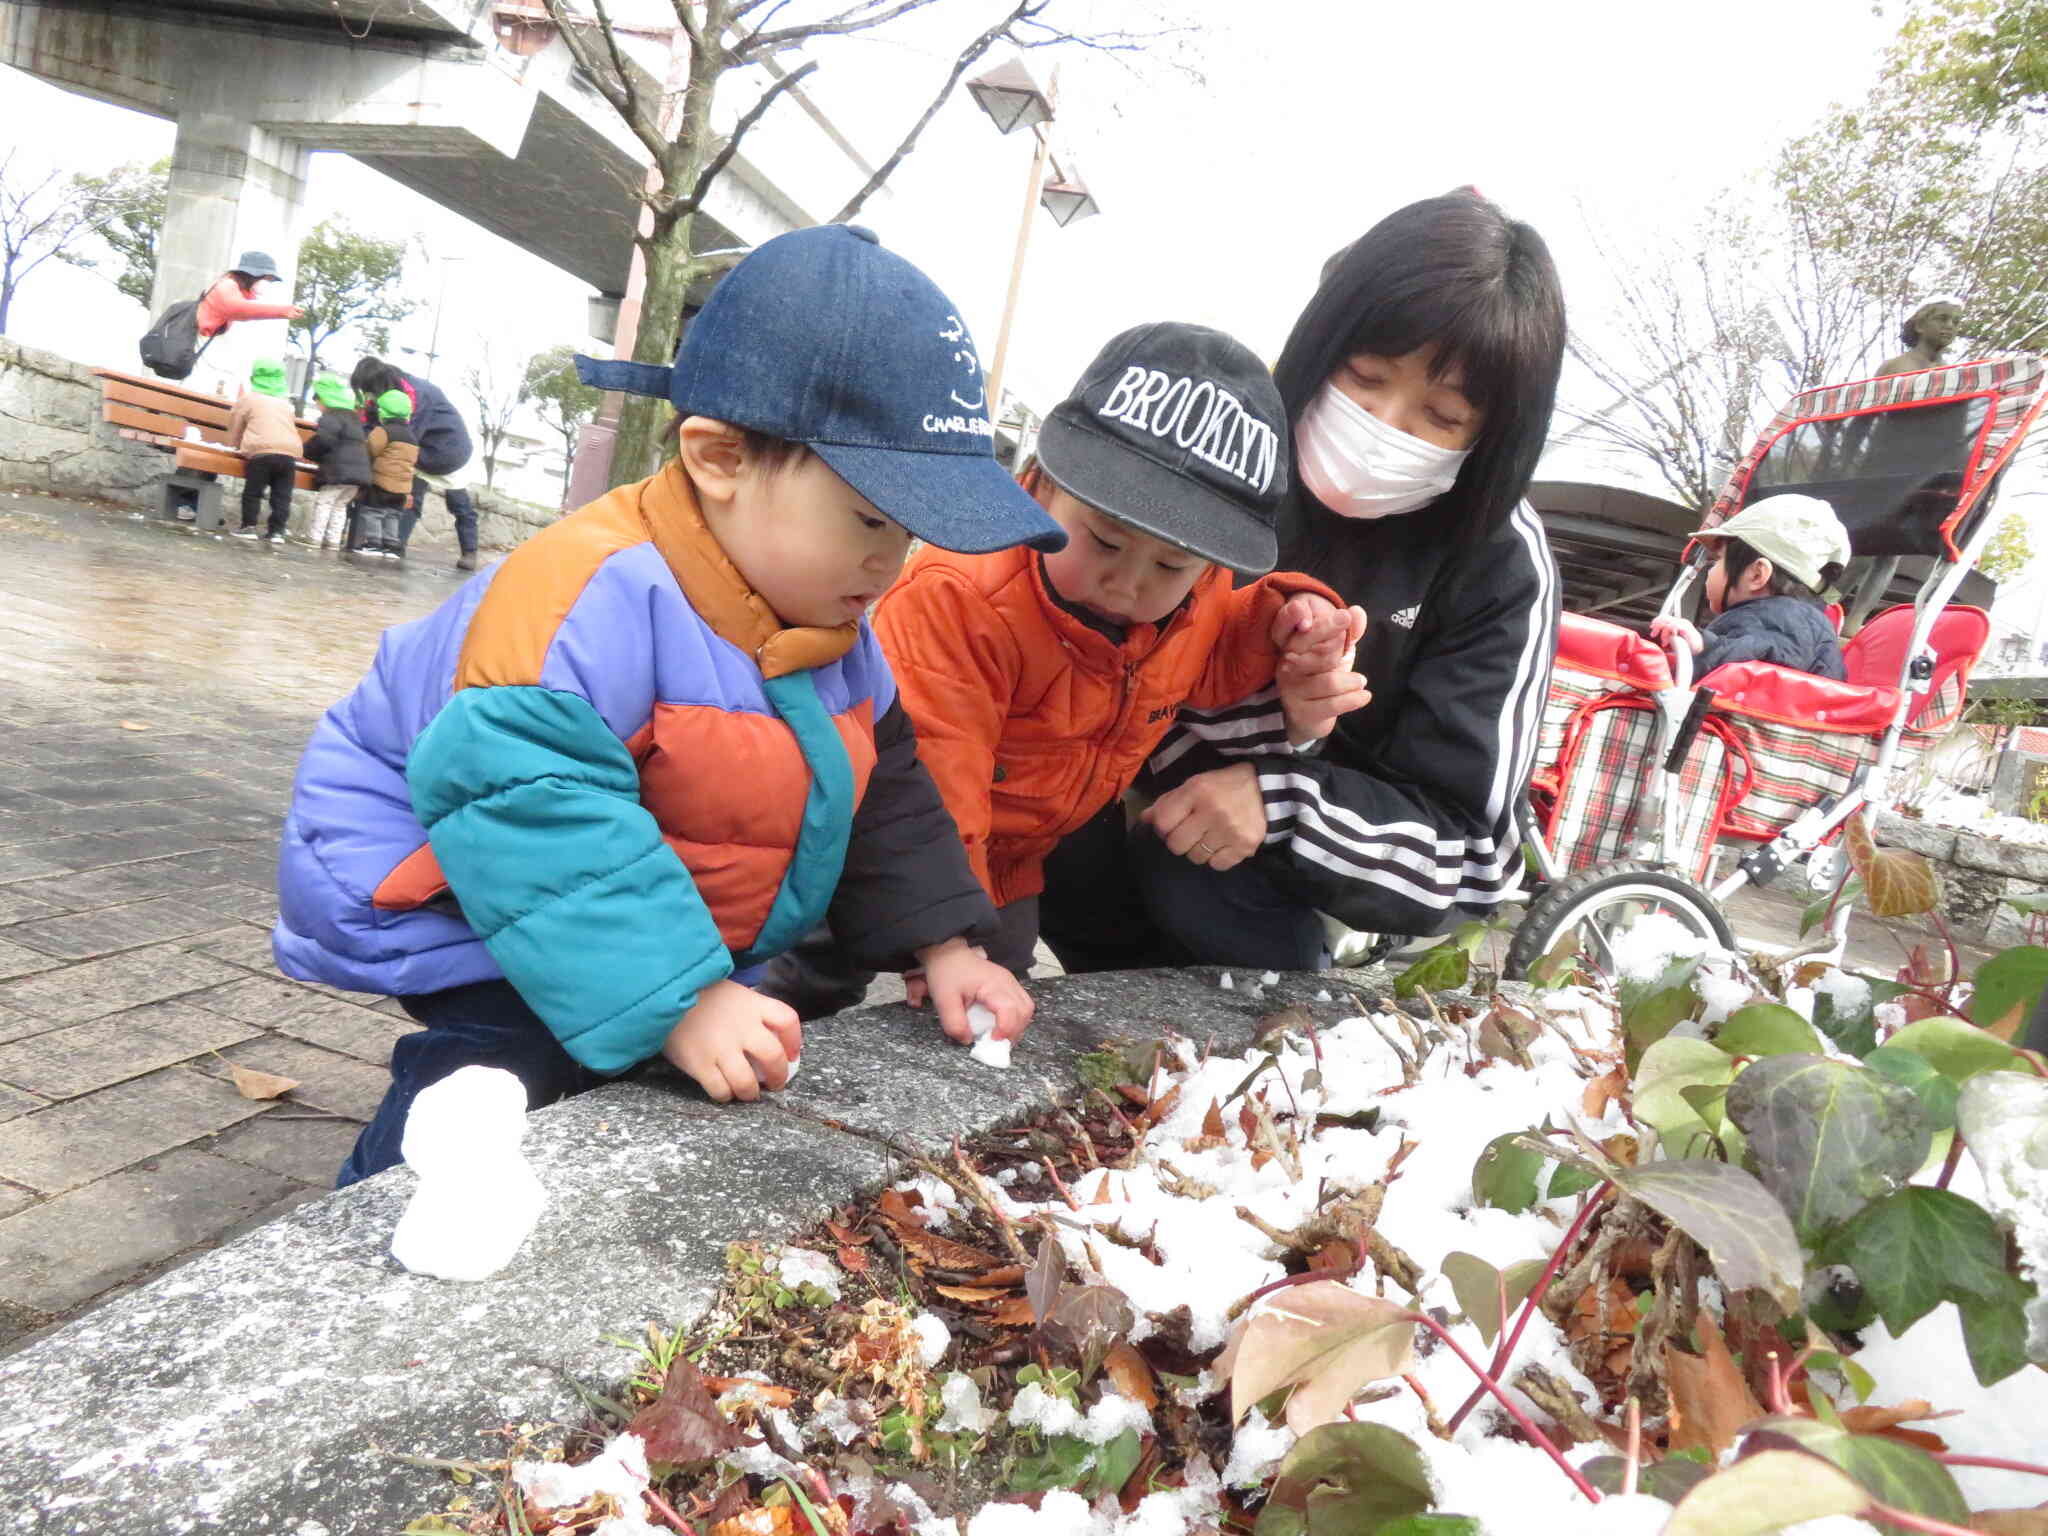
[93, 368, 318, 532]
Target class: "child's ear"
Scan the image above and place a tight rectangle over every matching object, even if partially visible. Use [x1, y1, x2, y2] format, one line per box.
[1748, 557, 1775, 592]
[675, 417, 748, 506]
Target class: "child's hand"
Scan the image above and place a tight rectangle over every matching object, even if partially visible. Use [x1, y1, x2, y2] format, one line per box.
[661, 979, 804, 1102]
[1649, 616, 1703, 655]
[1271, 597, 1367, 676]
[913, 936, 1033, 1043]
[1279, 657, 1372, 745]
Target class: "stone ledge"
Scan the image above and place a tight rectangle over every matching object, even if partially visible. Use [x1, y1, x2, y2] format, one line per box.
[0, 966, 1388, 1533]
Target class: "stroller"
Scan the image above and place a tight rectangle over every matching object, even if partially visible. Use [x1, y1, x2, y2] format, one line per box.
[1508, 354, 2043, 975]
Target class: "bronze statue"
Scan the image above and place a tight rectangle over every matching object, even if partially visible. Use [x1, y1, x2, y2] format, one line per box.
[1878, 299, 1963, 375]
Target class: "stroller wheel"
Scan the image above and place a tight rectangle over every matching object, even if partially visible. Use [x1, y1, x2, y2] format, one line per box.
[1505, 860, 1735, 980]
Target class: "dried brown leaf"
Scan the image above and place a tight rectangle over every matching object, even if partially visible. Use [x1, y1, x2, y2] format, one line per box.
[1217, 1281, 1416, 1435]
[1103, 1340, 1158, 1410]
[1582, 1065, 1628, 1119]
[934, 1284, 1008, 1305]
[224, 1061, 298, 1100]
[1664, 1312, 1764, 1457]
[626, 1353, 751, 1464]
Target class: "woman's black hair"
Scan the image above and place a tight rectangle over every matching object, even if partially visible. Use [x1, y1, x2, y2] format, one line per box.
[1722, 536, 1844, 601]
[350, 357, 398, 399]
[1273, 190, 1566, 552]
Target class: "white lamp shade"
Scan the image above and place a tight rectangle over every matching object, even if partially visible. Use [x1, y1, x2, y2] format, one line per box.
[967, 58, 1054, 134]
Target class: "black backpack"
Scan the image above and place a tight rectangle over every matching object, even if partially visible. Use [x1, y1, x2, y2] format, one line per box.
[139, 289, 216, 380]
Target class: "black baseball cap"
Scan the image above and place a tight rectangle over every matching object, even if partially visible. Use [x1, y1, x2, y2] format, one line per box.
[1034, 321, 1290, 575]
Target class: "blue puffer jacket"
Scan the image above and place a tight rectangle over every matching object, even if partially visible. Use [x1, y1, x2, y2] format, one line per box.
[360, 371, 472, 478]
[273, 461, 993, 1072]
[1695, 595, 1846, 681]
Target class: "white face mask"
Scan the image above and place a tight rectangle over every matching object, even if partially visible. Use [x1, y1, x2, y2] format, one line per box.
[1294, 381, 1471, 520]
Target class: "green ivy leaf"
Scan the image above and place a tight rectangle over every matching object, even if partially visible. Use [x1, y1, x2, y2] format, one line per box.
[1580, 1453, 1714, 1504]
[1635, 1037, 1737, 1151]
[1882, 1016, 2035, 1084]
[2003, 892, 2048, 916]
[1620, 954, 1705, 1014]
[1082, 1427, 1144, 1499]
[1395, 944, 1468, 998]
[1800, 876, 1864, 936]
[1547, 1161, 1603, 1200]
[1372, 1518, 1481, 1535]
[1440, 1252, 1544, 1347]
[1861, 1045, 1960, 1132]
[1714, 1003, 1823, 1058]
[1803, 1349, 1876, 1404]
[1625, 985, 1700, 1071]
[1724, 1054, 1930, 1242]
[1008, 1433, 1099, 1493]
[1969, 946, 2048, 1037]
[1956, 1272, 2035, 1387]
[1610, 1159, 1804, 1312]
[1822, 1187, 2013, 1336]
[1812, 976, 1900, 1058]
[1743, 1417, 1970, 1534]
[1255, 1423, 1435, 1536]
[1662, 1449, 1867, 1535]
[1471, 1132, 1547, 1214]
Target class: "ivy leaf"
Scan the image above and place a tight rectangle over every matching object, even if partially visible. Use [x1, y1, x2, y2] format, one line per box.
[1713, 1003, 1823, 1058]
[1580, 1453, 1714, 1504]
[626, 1352, 751, 1464]
[1862, 1045, 1960, 1132]
[1812, 976, 1893, 1058]
[1081, 1427, 1144, 1499]
[1620, 953, 1705, 1014]
[1969, 946, 2048, 1040]
[1624, 984, 1700, 1072]
[1440, 1252, 1543, 1348]
[1724, 1054, 1930, 1242]
[1254, 1422, 1434, 1536]
[1373, 1519, 1481, 1535]
[1882, 1016, 2036, 1084]
[1635, 1037, 1737, 1150]
[1609, 1160, 1804, 1311]
[1956, 1273, 2034, 1386]
[1026, 1233, 1063, 1326]
[1661, 1449, 1867, 1536]
[1009, 1432, 1098, 1492]
[1822, 1187, 2013, 1336]
[1394, 944, 1468, 999]
[1844, 813, 1940, 918]
[1044, 1285, 1134, 1382]
[1217, 1281, 1416, 1435]
[1801, 875, 1864, 936]
[1525, 931, 1583, 990]
[1470, 1132, 1547, 1214]
[1547, 1160, 1603, 1200]
[1743, 1416, 1970, 1534]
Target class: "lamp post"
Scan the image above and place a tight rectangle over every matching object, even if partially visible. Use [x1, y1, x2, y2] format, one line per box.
[968, 59, 1100, 439]
[422, 254, 466, 378]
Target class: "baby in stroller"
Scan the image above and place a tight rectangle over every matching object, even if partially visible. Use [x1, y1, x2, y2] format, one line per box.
[1650, 493, 1852, 680]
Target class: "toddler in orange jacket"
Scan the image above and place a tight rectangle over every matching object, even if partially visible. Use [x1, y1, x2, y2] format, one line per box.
[759, 321, 1368, 1016]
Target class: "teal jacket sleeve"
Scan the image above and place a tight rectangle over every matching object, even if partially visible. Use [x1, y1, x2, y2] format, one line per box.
[406, 684, 732, 1073]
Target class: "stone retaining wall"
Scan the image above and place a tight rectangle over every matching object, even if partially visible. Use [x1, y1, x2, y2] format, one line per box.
[1876, 811, 2048, 946]
[0, 337, 561, 552]
[0, 968, 1395, 1534]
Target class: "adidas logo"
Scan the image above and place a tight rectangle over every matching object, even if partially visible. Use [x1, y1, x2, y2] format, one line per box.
[1389, 604, 1420, 630]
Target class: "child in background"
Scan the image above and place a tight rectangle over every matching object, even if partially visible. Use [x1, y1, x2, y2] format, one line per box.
[760, 321, 1369, 1015]
[302, 374, 370, 552]
[273, 225, 1060, 1185]
[223, 358, 303, 544]
[356, 388, 420, 560]
[1651, 493, 1851, 681]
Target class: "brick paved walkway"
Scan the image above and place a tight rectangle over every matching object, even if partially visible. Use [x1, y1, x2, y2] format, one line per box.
[0, 491, 473, 1350]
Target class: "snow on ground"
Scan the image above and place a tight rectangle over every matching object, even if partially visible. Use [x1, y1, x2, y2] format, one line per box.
[1914, 787, 2048, 845]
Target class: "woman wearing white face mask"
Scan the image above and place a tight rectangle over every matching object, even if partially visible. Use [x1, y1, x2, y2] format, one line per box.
[1090, 190, 1567, 970]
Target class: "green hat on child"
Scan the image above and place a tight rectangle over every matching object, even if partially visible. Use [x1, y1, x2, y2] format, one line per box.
[248, 359, 288, 398]
[312, 374, 355, 411]
[376, 388, 413, 422]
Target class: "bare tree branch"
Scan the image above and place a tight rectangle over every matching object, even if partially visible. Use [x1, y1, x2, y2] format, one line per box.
[736, 0, 946, 59]
[539, 0, 669, 166]
[678, 59, 818, 215]
[829, 0, 1043, 224]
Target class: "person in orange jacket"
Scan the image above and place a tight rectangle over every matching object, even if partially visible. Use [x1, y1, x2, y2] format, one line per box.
[758, 321, 1369, 1016]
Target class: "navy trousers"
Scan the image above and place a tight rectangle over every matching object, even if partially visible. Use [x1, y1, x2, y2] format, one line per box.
[337, 979, 608, 1188]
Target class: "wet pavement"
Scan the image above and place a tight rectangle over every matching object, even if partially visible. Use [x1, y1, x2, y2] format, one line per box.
[0, 491, 472, 1351]
[0, 488, 1970, 1355]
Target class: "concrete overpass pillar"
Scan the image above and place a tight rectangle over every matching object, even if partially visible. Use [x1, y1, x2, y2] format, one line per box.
[149, 104, 310, 320]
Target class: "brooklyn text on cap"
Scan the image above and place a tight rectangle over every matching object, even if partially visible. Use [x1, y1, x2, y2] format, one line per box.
[1034, 320, 1291, 575]
[574, 225, 1064, 556]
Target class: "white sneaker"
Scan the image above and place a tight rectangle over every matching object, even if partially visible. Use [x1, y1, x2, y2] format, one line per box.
[230, 527, 259, 540]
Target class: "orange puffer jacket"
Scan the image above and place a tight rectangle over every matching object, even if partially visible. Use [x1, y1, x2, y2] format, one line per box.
[873, 543, 1336, 907]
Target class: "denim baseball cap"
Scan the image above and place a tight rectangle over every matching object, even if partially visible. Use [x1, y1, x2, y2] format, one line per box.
[576, 225, 1064, 554]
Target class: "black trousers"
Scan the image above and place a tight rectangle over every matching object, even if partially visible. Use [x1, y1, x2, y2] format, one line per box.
[398, 479, 478, 554]
[755, 801, 1327, 1020]
[240, 453, 298, 535]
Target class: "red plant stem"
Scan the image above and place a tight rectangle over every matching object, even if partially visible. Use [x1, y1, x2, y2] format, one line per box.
[1039, 1157, 1082, 1212]
[1763, 1350, 1792, 1416]
[1934, 1453, 2048, 1479]
[1864, 1502, 1984, 1535]
[1931, 912, 1963, 1004]
[1935, 1132, 1966, 1190]
[1402, 1310, 1602, 1504]
[643, 1488, 701, 1536]
[1444, 1183, 1613, 1434]
[1237, 1241, 1366, 1312]
[1623, 1398, 1641, 1498]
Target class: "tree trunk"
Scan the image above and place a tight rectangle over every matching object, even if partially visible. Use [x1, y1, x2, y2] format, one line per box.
[611, 221, 697, 487]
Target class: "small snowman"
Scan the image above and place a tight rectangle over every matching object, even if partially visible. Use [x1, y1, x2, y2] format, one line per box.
[389, 1065, 547, 1282]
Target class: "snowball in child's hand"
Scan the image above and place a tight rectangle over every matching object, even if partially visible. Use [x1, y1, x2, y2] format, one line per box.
[966, 1003, 997, 1039]
[970, 1034, 1012, 1069]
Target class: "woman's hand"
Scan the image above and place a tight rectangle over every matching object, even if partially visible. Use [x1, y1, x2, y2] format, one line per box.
[1142, 761, 1266, 871]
